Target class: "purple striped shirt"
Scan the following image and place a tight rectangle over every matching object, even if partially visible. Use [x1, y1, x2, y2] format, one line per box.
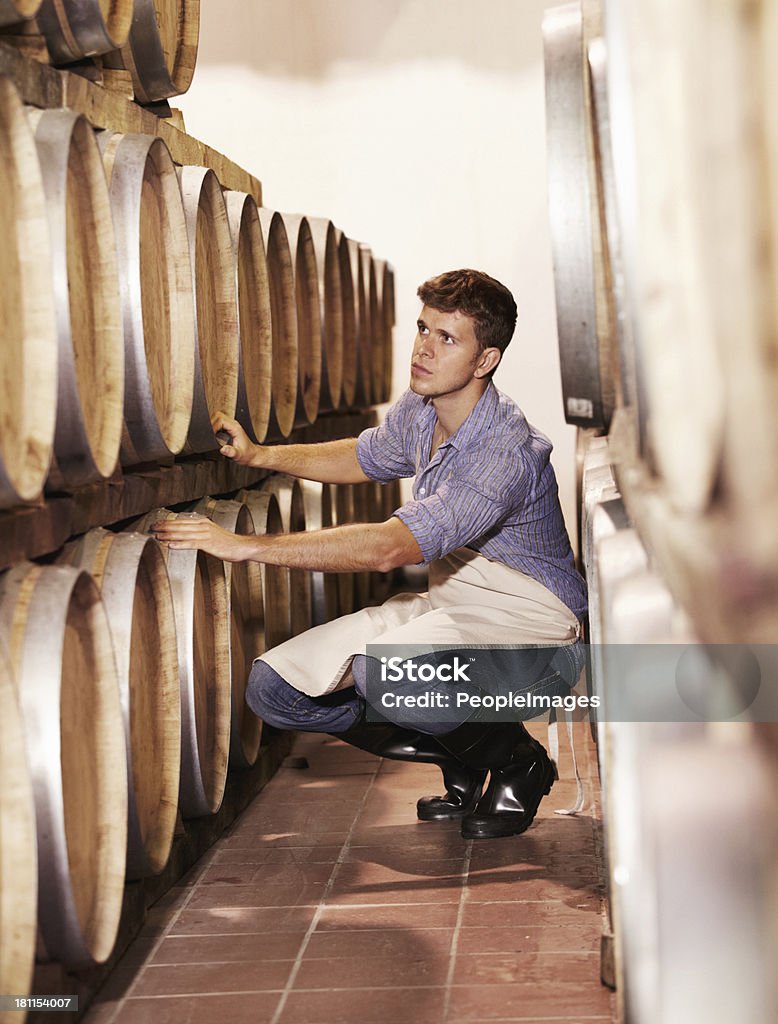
[356, 383, 588, 621]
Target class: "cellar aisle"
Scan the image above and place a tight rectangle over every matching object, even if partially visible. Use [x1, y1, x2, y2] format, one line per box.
[84, 721, 615, 1024]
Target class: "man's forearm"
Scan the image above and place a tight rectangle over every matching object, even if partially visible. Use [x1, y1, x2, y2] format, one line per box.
[246, 519, 422, 574]
[251, 437, 369, 484]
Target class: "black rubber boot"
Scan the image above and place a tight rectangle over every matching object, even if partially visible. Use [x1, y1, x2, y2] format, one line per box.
[436, 722, 557, 840]
[331, 716, 486, 821]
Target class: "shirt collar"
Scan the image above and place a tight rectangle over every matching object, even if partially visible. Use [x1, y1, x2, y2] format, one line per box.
[423, 381, 499, 452]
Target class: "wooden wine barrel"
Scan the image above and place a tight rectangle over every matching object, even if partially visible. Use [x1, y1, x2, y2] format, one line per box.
[384, 263, 395, 403]
[97, 131, 195, 463]
[299, 480, 339, 627]
[0, 563, 127, 968]
[308, 217, 344, 412]
[236, 488, 289, 654]
[179, 166, 239, 453]
[347, 238, 372, 406]
[542, 2, 617, 432]
[37, 0, 133, 63]
[260, 475, 312, 637]
[604, 0, 764, 517]
[257, 209, 298, 438]
[136, 510, 231, 818]
[373, 257, 395, 404]
[193, 497, 264, 769]
[0, 641, 37, 1010]
[336, 228, 358, 409]
[64, 528, 180, 878]
[351, 481, 373, 608]
[366, 479, 390, 604]
[380, 478, 402, 521]
[280, 214, 322, 427]
[360, 246, 384, 407]
[27, 107, 123, 488]
[333, 483, 356, 615]
[0, 78, 57, 510]
[224, 191, 272, 444]
[107, 0, 200, 104]
[587, 37, 643, 453]
[0, 1, 40, 28]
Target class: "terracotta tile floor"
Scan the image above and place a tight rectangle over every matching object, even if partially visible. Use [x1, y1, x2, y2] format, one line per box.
[85, 722, 616, 1024]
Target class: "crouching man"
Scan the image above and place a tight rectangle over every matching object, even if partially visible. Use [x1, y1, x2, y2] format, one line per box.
[153, 268, 588, 840]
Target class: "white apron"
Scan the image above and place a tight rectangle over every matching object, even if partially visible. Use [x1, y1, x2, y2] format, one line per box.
[258, 547, 581, 698]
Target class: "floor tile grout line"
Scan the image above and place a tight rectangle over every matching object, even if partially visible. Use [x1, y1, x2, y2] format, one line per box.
[137, 949, 602, 969]
[122, 982, 613, 998]
[162, 921, 459, 939]
[154, 919, 599, 942]
[441, 837, 473, 1024]
[268, 754, 384, 1024]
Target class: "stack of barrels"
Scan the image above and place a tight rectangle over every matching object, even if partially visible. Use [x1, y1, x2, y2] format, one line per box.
[546, 5, 778, 1024]
[544, 0, 778, 622]
[0, 69, 396, 507]
[0, 0, 199, 104]
[0, 474, 401, 997]
[0, 2, 399, 1014]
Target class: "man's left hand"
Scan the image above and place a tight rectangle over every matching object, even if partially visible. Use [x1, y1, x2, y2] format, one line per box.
[151, 514, 257, 562]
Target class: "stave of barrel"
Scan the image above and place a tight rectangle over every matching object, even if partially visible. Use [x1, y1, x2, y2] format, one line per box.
[280, 214, 323, 428]
[193, 497, 265, 770]
[235, 487, 290, 764]
[299, 480, 339, 627]
[28, 106, 124, 489]
[64, 528, 181, 878]
[224, 191, 272, 445]
[308, 217, 344, 413]
[350, 482, 373, 609]
[373, 258, 395, 404]
[135, 510, 231, 819]
[0, 563, 127, 968]
[236, 488, 289, 651]
[332, 482, 356, 615]
[0, 77, 57, 509]
[336, 228, 359, 410]
[259, 475, 312, 637]
[257, 209, 299, 438]
[348, 238, 372, 407]
[179, 165, 239, 454]
[359, 245, 380, 409]
[97, 130, 195, 463]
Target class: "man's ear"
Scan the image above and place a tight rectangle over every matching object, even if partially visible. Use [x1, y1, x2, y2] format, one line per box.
[474, 347, 502, 378]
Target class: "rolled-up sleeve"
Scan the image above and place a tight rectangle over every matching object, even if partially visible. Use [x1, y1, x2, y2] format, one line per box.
[356, 390, 419, 482]
[394, 450, 529, 563]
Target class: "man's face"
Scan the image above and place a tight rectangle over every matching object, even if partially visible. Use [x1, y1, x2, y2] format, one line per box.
[409, 305, 488, 398]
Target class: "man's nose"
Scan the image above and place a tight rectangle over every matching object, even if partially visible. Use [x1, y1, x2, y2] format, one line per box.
[416, 333, 433, 358]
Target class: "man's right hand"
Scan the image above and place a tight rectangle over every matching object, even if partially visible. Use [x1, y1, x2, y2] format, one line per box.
[211, 413, 263, 466]
[210, 420, 368, 484]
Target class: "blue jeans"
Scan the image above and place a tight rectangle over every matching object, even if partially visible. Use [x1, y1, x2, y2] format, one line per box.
[246, 642, 584, 736]
[247, 661, 363, 734]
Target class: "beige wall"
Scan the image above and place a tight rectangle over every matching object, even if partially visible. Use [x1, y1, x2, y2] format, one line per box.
[179, 0, 578, 544]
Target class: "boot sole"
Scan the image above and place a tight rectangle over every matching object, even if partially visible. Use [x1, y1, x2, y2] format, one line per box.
[461, 762, 557, 840]
[417, 807, 467, 821]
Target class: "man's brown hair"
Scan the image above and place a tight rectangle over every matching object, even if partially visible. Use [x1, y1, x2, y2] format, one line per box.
[417, 268, 518, 354]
